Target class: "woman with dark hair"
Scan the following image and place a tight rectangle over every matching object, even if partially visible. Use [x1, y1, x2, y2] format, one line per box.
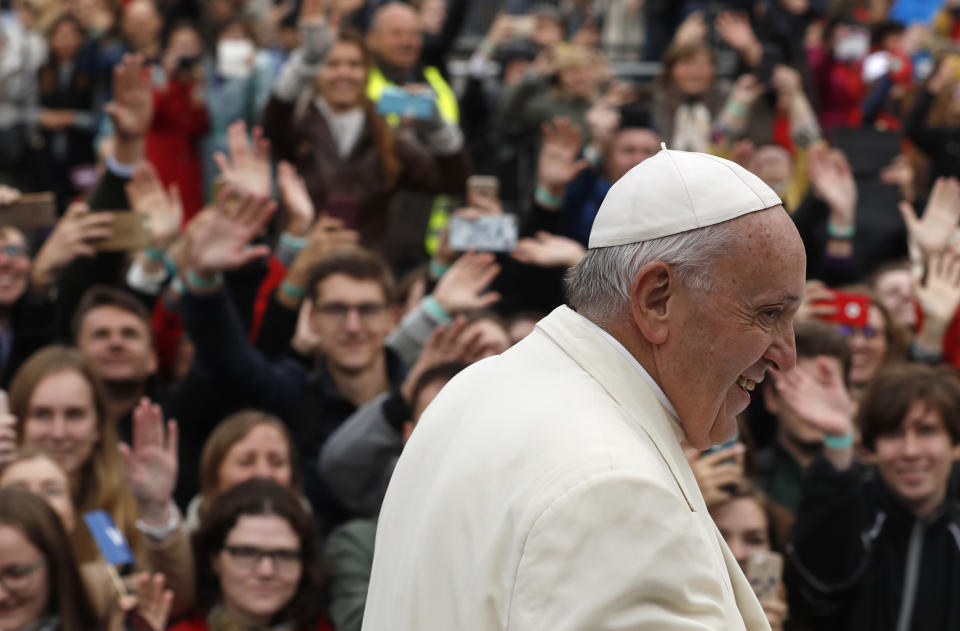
[0, 487, 99, 631]
[260, 3, 469, 255]
[172, 479, 332, 631]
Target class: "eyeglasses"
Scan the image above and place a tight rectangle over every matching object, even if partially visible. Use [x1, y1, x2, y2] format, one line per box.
[315, 301, 387, 322]
[223, 545, 301, 573]
[838, 324, 881, 339]
[0, 243, 26, 258]
[0, 559, 43, 593]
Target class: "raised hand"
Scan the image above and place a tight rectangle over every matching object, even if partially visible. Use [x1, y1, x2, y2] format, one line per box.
[432, 251, 501, 313]
[585, 102, 621, 156]
[772, 357, 855, 438]
[512, 231, 586, 268]
[916, 251, 960, 332]
[30, 202, 115, 291]
[186, 186, 277, 278]
[808, 146, 857, 231]
[673, 10, 707, 46]
[400, 317, 472, 403]
[104, 54, 153, 140]
[899, 177, 960, 258]
[538, 117, 589, 197]
[119, 398, 178, 525]
[214, 120, 272, 198]
[280, 216, 359, 307]
[0, 391, 16, 469]
[111, 572, 174, 631]
[795, 279, 838, 322]
[126, 162, 183, 251]
[300, 0, 326, 25]
[715, 12, 762, 64]
[277, 161, 316, 237]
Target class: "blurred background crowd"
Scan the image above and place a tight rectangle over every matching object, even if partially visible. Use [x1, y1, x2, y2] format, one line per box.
[2, 0, 960, 630]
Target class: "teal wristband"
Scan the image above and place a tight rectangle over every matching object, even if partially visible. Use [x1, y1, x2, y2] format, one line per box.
[280, 279, 306, 300]
[826, 222, 856, 240]
[186, 270, 223, 291]
[280, 232, 308, 250]
[428, 260, 449, 280]
[421, 295, 452, 325]
[823, 431, 854, 450]
[535, 186, 564, 209]
[726, 100, 749, 117]
[143, 247, 165, 262]
[163, 253, 180, 279]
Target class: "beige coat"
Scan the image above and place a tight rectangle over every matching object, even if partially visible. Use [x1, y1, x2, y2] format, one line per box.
[362, 305, 769, 630]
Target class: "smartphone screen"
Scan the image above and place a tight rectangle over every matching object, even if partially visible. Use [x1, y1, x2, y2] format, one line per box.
[448, 215, 518, 252]
[746, 551, 783, 602]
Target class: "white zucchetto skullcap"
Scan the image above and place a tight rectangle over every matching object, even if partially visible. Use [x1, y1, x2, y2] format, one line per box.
[588, 144, 783, 249]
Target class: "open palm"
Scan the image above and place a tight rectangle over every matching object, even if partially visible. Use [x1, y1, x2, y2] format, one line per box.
[188, 186, 276, 276]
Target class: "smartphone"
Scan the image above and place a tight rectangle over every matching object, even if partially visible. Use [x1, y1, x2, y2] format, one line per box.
[377, 86, 436, 120]
[448, 215, 518, 253]
[813, 289, 870, 328]
[326, 193, 360, 231]
[92, 211, 148, 251]
[746, 551, 783, 602]
[0, 193, 57, 230]
[467, 175, 500, 202]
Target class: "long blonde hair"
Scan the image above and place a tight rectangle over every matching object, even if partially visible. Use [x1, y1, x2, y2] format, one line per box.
[9, 346, 142, 563]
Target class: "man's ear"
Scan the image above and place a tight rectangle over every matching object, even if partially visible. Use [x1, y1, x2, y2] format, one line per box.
[628, 261, 674, 345]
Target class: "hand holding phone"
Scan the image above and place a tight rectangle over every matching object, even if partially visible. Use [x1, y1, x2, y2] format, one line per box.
[746, 551, 784, 602]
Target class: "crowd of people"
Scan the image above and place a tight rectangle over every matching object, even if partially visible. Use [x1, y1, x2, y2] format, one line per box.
[1, 0, 960, 629]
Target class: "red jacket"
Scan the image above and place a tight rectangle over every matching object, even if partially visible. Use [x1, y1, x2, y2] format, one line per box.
[146, 79, 209, 221]
[168, 616, 334, 631]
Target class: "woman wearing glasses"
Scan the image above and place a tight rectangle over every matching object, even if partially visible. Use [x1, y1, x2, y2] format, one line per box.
[0, 487, 98, 631]
[172, 479, 332, 631]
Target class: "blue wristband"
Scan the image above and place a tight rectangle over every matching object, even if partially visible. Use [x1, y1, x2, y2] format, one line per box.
[823, 431, 855, 450]
[827, 222, 856, 239]
[143, 247, 165, 262]
[186, 270, 223, 291]
[535, 186, 564, 209]
[280, 232, 308, 250]
[421, 295, 452, 325]
[280, 279, 306, 300]
[428, 260, 449, 280]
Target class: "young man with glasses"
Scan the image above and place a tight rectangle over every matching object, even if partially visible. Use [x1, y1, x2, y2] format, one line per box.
[181, 193, 406, 531]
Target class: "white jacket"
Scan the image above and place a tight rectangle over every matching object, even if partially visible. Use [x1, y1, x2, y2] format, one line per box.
[362, 305, 770, 630]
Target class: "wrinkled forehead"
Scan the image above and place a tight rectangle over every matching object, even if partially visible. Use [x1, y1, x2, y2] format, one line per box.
[712, 207, 806, 297]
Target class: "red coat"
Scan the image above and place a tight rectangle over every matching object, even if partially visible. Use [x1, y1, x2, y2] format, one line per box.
[146, 79, 209, 221]
[168, 616, 334, 631]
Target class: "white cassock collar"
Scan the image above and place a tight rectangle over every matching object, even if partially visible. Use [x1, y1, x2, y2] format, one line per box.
[575, 311, 681, 422]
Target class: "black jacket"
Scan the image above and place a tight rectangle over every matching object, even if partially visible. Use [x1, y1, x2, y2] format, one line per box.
[788, 455, 960, 631]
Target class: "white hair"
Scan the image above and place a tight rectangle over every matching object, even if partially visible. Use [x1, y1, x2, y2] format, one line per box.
[564, 221, 739, 323]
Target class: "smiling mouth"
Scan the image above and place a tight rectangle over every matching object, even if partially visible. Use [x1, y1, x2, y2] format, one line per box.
[737, 376, 758, 392]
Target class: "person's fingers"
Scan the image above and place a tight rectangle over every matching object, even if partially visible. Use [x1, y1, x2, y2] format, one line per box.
[898, 201, 918, 234]
[213, 152, 231, 177]
[239, 244, 271, 265]
[474, 291, 501, 308]
[64, 200, 90, 219]
[0, 390, 8, 416]
[474, 261, 501, 290]
[252, 199, 278, 234]
[698, 444, 745, 468]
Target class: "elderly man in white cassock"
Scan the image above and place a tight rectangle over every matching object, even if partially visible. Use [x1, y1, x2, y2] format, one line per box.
[362, 147, 807, 631]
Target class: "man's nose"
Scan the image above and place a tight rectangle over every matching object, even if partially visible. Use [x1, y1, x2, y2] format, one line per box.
[764, 324, 797, 373]
[903, 430, 920, 457]
[343, 309, 363, 331]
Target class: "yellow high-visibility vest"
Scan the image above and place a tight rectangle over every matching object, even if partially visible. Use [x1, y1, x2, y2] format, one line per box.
[366, 65, 459, 125]
[366, 65, 460, 257]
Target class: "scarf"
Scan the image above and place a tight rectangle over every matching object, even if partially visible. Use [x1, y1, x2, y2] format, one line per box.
[671, 102, 712, 153]
[314, 97, 364, 160]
